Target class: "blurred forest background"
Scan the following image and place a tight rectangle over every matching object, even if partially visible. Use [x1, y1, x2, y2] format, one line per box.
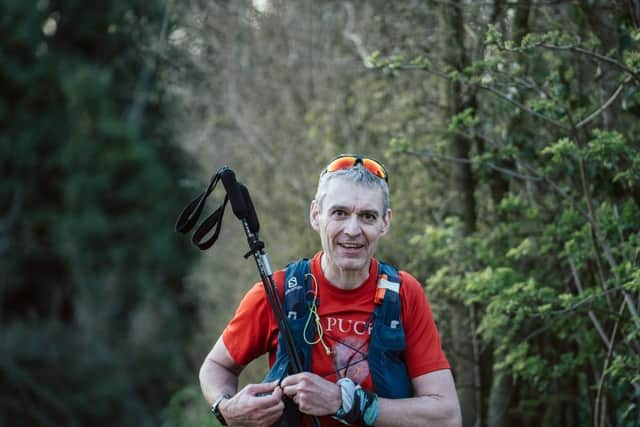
[1, 0, 639, 426]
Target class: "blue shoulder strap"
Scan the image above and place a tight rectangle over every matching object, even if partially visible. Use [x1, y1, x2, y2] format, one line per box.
[282, 258, 311, 322]
[375, 261, 402, 328]
[370, 261, 412, 398]
[282, 258, 313, 372]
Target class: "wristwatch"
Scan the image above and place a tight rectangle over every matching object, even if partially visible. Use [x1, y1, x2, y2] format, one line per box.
[211, 393, 232, 426]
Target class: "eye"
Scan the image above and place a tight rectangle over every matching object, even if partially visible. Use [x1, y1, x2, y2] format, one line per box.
[361, 212, 377, 222]
[331, 209, 347, 218]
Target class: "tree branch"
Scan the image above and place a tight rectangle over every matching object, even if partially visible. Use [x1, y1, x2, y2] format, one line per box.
[600, 240, 640, 331]
[539, 43, 640, 84]
[593, 300, 625, 427]
[476, 82, 570, 130]
[576, 78, 629, 128]
[562, 106, 614, 310]
[342, 2, 373, 68]
[388, 63, 572, 130]
[569, 256, 611, 349]
[530, 285, 628, 319]
[404, 148, 542, 181]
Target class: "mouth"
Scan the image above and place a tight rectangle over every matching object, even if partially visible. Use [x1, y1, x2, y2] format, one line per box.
[337, 242, 365, 251]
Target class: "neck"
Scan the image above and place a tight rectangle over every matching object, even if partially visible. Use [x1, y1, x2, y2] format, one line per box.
[320, 254, 371, 290]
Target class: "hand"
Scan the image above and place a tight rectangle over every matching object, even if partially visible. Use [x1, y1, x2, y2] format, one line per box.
[220, 382, 285, 427]
[280, 372, 342, 416]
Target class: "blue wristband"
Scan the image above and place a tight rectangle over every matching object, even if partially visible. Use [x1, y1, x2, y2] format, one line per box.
[332, 378, 379, 426]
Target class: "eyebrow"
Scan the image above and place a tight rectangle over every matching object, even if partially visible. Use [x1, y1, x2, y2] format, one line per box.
[359, 209, 380, 217]
[329, 205, 380, 216]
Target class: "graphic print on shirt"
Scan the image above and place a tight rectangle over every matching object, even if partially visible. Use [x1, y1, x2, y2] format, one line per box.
[332, 335, 369, 384]
[323, 315, 372, 384]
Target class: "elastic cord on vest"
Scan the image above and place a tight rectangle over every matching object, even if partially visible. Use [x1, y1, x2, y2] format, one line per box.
[303, 273, 332, 355]
[332, 378, 379, 426]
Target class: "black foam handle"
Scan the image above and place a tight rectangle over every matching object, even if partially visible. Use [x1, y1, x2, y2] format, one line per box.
[239, 184, 260, 233]
[220, 167, 249, 220]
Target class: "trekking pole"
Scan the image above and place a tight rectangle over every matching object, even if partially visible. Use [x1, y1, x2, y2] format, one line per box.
[176, 167, 321, 427]
[219, 168, 305, 375]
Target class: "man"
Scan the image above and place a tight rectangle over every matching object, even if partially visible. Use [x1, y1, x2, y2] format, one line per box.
[200, 154, 462, 427]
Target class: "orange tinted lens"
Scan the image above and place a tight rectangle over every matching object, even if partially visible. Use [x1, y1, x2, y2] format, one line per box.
[325, 156, 357, 173]
[362, 159, 387, 180]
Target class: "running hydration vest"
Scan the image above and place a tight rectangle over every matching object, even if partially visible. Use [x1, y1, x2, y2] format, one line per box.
[264, 258, 413, 426]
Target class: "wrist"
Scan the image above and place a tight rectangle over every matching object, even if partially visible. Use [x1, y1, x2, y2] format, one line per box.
[330, 382, 342, 414]
[211, 393, 232, 426]
[332, 378, 379, 426]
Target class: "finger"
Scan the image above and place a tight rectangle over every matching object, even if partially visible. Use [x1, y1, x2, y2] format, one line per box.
[252, 398, 285, 426]
[268, 397, 285, 414]
[281, 383, 297, 398]
[251, 393, 284, 411]
[262, 403, 286, 427]
[271, 385, 283, 399]
[279, 372, 305, 388]
[246, 381, 279, 395]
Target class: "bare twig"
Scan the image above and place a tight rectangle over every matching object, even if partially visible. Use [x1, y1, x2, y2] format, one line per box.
[563, 107, 613, 309]
[342, 2, 373, 68]
[576, 78, 629, 128]
[405, 148, 542, 181]
[393, 62, 572, 130]
[601, 240, 640, 331]
[477, 82, 570, 130]
[538, 43, 640, 84]
[521, 162, 586, 211]
[593, 300, 625, 427]
[374, 53, 571, 130]
[569, 256, 611, 349]
[529, 285, 627, 319]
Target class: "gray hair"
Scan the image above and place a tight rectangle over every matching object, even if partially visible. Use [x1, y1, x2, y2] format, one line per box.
[314, 165, 391, 213]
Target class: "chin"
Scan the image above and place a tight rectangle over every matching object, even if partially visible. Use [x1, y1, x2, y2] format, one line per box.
[336, 259, 368, 272]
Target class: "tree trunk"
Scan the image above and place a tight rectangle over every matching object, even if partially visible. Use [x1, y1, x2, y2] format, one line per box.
[487, 372, 513, 427]
[487, 3, 531, 426]
[437, 2, 480, 426]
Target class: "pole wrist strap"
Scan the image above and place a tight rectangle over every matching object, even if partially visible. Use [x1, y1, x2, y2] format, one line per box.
[332, 378, 379, 426]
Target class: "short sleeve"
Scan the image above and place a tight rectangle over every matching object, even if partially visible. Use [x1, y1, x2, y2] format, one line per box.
[221, 271, 284, 366]
[399, 271, 450, 378]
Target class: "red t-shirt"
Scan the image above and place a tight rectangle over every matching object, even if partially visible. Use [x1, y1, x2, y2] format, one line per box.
[222, 252, 450, 424]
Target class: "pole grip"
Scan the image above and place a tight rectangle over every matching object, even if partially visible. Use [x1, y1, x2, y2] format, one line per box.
[239, 183, 260, 234]
[220, 167, 249, 220]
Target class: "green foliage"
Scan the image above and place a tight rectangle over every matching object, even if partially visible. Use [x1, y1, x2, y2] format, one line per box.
[624, 50, 640, 72]
[161, 386, 220, 427]
[448, 108, 479, 133]
[160, 1, 640, 425]
[364, 5, 640, 422]
[542, 137, 577, 163]
[0, 0, 196, 426]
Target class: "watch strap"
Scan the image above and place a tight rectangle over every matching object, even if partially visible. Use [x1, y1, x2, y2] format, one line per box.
[211, 393, 232, 426]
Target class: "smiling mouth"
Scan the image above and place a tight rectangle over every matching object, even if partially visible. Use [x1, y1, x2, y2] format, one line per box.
[338, 242, 365, 250]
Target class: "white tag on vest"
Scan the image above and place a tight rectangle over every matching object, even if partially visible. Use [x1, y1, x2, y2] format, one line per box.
[377, 277, 400, 293]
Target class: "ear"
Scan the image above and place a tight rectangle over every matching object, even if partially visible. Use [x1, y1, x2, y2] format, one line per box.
[310, 199, 320, 231]
[380, 209, 392, 236]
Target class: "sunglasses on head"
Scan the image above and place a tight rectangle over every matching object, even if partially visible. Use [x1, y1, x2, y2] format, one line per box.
[321, 154, 389, 183]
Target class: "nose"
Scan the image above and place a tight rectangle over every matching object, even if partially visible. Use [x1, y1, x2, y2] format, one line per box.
[343, 214, 362, 237]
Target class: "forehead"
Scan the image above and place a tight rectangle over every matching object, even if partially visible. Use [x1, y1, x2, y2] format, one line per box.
[321, 178, 385, 212]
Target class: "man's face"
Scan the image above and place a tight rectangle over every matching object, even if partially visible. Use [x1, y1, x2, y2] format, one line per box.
[310, 177, 391, 277]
